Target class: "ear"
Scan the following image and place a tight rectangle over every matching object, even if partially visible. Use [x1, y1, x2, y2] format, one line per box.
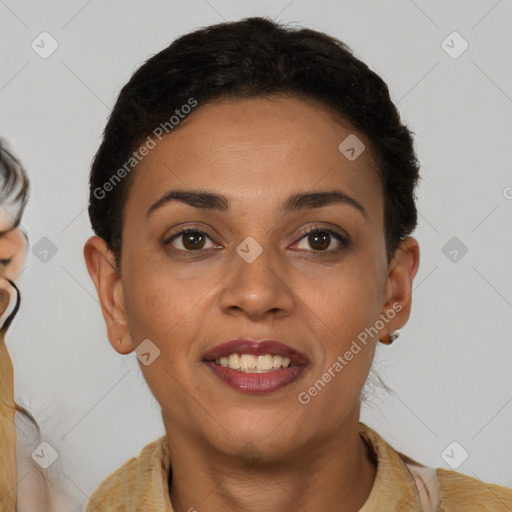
[378, 237, 420, 343]
[83, 236, 133, 354]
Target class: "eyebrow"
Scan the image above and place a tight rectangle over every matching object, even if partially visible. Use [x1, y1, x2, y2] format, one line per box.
[146, 189, 367, 219]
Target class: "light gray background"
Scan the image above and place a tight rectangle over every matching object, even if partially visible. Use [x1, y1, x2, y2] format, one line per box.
[1, 0, 511, 509]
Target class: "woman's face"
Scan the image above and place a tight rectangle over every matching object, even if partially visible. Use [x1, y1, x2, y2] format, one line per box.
[0, 227, 26, 315]
[87, 96, 418, 460]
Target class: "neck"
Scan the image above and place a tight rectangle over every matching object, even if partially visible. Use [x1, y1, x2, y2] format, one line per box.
[164, 412, 377, 512]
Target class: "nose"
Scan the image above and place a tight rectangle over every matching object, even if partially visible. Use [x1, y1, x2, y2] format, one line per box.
[218, 242, 295, 321]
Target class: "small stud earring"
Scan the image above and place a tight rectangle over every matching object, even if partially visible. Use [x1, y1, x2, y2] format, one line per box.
[379, 328, 400, 345]
[389, 329, 400, 343]
[117, 338, 121, 345]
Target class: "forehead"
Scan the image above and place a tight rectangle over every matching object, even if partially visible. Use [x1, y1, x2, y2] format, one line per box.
[126, 96, 383, 222]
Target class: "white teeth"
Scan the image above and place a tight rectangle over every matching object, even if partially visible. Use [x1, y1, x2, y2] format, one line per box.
[228, 354, 240, 369]
[240, 354, 257, 371]
[256, 354, 273, 370]
[214, 353, 295, 372]
[272, 355, 283, 368]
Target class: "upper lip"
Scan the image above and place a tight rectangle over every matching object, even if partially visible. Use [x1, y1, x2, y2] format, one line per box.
[202, 339, 310, 366]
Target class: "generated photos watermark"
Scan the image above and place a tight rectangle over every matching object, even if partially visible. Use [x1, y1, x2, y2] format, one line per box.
[298, 302, 402, 405]
[93, 97, 198, 200]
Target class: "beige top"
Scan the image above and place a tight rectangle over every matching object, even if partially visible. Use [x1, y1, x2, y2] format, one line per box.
[86, 422, 512, 511]
[0, 280, 21, 511]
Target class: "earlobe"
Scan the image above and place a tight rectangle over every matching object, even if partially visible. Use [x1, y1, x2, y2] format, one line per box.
[378, 237, 420, 344]
[83, 236, 134, 354]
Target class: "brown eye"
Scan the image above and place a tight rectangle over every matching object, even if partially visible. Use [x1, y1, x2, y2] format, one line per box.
[182, 231, 205, 250]
[294, 227, 348, 253]
[165, 229, 216, 251]
[307, 231, 330, 251]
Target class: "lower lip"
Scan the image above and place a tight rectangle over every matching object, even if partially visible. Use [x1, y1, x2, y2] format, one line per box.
[204, 361, 307, 394]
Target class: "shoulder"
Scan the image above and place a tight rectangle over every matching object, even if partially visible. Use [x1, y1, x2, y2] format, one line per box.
[359, 423, 512, 511]
[437, 468, 512, 511]
[86, 434, 169, 511]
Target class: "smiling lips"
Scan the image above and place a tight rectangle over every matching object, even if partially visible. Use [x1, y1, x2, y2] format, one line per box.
[202, 339, 310, 394]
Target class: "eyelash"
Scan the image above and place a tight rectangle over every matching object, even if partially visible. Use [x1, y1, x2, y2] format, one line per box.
[164, 224, 349, 255]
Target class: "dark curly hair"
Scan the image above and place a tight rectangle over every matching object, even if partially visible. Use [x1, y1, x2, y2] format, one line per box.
[88, 16, 420, 268]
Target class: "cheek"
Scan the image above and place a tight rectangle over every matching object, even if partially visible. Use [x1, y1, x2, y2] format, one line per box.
[311, 257, 384, 334]
[297, 258, 384, 406]
[121, 253, 221, 387]
[297, 289, 378, 429]
[121, 270, 202, 407]
[313, 287, 380, 387]
[123, 272, 199, 347]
